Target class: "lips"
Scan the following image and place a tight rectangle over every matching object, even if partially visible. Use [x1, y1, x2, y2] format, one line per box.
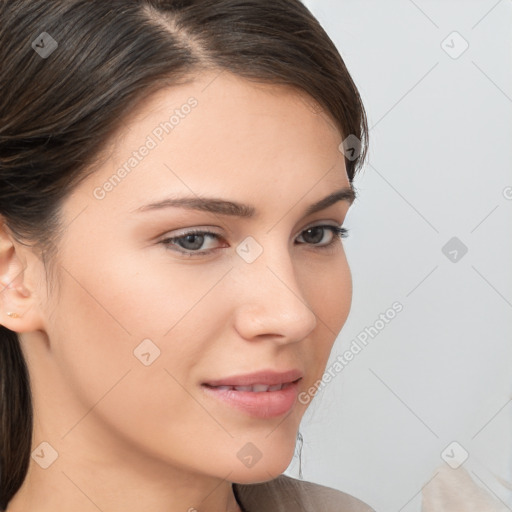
[201, 369, 303, 418]
[202, 369, 303, 388]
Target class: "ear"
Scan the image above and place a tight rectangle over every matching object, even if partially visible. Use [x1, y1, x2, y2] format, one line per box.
[0, 218, 47, 333]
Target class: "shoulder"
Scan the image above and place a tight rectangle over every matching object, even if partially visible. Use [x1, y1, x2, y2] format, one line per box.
[234, 474, 375, 512]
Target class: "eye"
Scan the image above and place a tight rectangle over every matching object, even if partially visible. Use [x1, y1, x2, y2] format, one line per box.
[297, 225, 349, 248]
[159, 225, 349, 257]
[161, 230, 222, 255]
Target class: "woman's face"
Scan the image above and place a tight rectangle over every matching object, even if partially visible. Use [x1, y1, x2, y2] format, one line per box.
[22, 71, 354, 483]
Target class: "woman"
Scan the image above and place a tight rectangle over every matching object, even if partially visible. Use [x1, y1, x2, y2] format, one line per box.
[0, 1, 373, 510]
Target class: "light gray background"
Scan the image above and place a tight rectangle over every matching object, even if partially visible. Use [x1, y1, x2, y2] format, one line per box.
[284, 1, 512, 511]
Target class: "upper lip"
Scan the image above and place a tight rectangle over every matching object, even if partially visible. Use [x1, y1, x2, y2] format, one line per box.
[203, 369, 303, 387]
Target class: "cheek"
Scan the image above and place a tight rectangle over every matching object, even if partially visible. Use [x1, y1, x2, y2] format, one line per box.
[301, 251, 352, 333]
[47, 267, 144, 413]
[48, 246, 228, 412]
[299, 253, 352, 374]
[46, 262, 220, 456]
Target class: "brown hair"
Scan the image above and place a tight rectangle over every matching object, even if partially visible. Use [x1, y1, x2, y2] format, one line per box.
[0, 0, 368, 508]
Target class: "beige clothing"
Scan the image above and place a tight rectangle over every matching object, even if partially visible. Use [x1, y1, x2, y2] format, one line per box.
[421, 466, 511, 512]
[234, 474, 375, 511]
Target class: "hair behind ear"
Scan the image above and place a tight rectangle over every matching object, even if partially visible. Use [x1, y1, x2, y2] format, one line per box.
[0, 326, 33, 511]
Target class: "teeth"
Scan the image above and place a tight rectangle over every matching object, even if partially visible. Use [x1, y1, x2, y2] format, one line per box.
[234, 385, 252, 392]
[210, 383, 286, 392]
[233, 384, 284, 392]
[252, 384, 270, 392]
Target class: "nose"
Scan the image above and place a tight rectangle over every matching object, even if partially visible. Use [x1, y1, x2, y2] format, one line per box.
[231, 242, 318, 345]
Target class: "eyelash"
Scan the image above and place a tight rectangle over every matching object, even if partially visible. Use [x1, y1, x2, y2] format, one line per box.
[160, 225, 349, 257]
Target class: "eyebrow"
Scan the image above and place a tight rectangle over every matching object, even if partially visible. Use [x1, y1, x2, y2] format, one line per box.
[132, 186, 356, 218]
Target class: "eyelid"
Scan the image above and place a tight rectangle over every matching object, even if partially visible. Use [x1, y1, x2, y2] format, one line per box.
[159, 219, 343, 242]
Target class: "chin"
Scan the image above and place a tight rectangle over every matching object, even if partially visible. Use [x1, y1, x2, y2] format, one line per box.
[227, 441, 297, 485]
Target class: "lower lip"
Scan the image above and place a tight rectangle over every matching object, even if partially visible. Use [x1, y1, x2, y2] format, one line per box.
[201, 380, 300, 419]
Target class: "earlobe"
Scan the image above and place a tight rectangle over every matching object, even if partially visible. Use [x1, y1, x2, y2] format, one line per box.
[0, 220, 46, 333]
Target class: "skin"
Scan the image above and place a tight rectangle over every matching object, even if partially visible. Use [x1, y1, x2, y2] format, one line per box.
[0, 70, 354, 512]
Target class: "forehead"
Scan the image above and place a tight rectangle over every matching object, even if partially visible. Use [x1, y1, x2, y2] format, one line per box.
[106, 70, 341, 158]
[77, 71, 349, 217]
